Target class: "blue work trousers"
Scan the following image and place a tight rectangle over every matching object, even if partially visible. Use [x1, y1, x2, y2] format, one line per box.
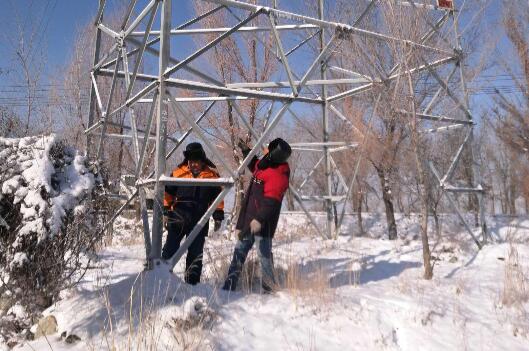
[224, 234, 276, 292]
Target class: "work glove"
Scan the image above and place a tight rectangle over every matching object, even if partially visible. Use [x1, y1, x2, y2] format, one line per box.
[214, 220, 222, 231]
[163, 215, 168, 230]
[250, 219, 262, 235]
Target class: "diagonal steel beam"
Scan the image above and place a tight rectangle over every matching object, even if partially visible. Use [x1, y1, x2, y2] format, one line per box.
[96, 51, 121, 160]
[125, 1, 159, 101]
[168, 93, 237, 178]
[164, 9, 263, 77]
[268, 13, 298, 96]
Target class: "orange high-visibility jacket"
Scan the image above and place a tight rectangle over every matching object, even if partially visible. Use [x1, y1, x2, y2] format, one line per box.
[163, 164, 224, 216]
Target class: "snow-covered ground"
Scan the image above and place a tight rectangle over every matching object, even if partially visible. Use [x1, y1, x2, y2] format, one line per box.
[10, 213, 529, 351]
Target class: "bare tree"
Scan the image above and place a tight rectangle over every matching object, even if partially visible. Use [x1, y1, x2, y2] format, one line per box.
[494, 2, 529, 159]
[0, 0, 50, 136]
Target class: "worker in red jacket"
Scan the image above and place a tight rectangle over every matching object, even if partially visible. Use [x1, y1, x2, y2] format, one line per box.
[223, 138, 291, 293]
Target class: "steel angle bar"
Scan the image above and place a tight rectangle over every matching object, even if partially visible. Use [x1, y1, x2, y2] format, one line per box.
[138, 176, 234, 187]
[123, 0, 157, 38]
[290, 142, 348, 148]
[136, 91, 159, 177]
[444, 185, 484, 193]
[387, 11, 451, 78]
[423, 64, 458, 114]
[353, 0, 377, 26]
[107, 80, 158, 119]
[125, 1, 159, 101]
[98, 68, 158, 82]
[203, 0, 453, 56]
[127, 80, 159, 106]
[419, 55, 472, 119]
[95, 0, 106, 25]
[298, 34, 338, 93]
[121, 40, 153, 259]
[422, 123, 465, 134]
[105, 133, 156, 140]
[150, 0, 172, 262]
[87, 14, 103, 158]
[404, 0, 452, 48]
[428, 162, 482, 249]
[164, 10, 262, 78]
[428, 160, 443, 184]
[139, 96, 253, 103]
[289, 185, 328, 239]
[98, 23, 120, 38]
[441, 128, 472, 185]
[453, 6, 488, 242]
[103, 119, 180, 144]
[387, 56, 457, 81]
[103, 5, 225, 71]
[328, 66, 373, 82]
[268, 13, 298, 96]
[168, 94, 237, 178]
[329, 156, 349, 192]
[328, 105, 362, 134]
[121, 0, 138, 30]
[130, 23, 319, 36]
[285, 29, 320, 57]
[328, 56, 456, 103]
[120, 44, 144, 169]
[298, 155, 325, 190]
[223, 5, 333, 111]
[329, 144, 359, 152]
[396, 109, 473, 124]
[300, 195, 345, 202]
[84, 120, 103, 135]
[263, 101, 275, 129]
[90, 72, 104, 112]
[96, 50, 121, 160]
[328, 82, 374, 102]
[291, 148, 326, 152]
[226, 78, 370, 89]
[172, 4, 225, 31]
[396, 1, 443, 10]
[168, 186, 232, 269]
[94, 43, 119, 71]
[165, 78, 322, 104]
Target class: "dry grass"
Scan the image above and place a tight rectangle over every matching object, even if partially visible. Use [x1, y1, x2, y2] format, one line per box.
[502, 244, 528, 306]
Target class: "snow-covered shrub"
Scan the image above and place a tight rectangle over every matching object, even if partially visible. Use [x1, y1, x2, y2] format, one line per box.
[0, 135, 103, 317]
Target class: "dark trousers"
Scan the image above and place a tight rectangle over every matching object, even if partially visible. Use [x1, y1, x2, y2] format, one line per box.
[224, 234, 275, 292]
[162, 222, 206, 285]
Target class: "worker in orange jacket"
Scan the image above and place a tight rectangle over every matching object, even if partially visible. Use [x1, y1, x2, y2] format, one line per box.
[163, 142, 224, 285]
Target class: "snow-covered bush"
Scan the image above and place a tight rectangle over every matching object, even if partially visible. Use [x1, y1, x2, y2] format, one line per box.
[0, 135, 103, 317]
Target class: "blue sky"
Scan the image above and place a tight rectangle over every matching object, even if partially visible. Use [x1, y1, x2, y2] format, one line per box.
[0, 0, 522, 119]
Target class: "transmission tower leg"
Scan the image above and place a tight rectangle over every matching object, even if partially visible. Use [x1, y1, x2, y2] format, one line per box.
[151, 0, 172, 265]
[319, 0, 334, 239]
[87, 1, 104, 158]
[452, 10, 489, 244]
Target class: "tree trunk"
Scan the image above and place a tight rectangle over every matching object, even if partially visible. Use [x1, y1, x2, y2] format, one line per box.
[419, 191, 433, 279]
[286, 188, 295, 211]
[432, 208, 441, 239]
[356, 191, 364, 236]
[508, 178, 516, 215]
[375, 167, 398, 240]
